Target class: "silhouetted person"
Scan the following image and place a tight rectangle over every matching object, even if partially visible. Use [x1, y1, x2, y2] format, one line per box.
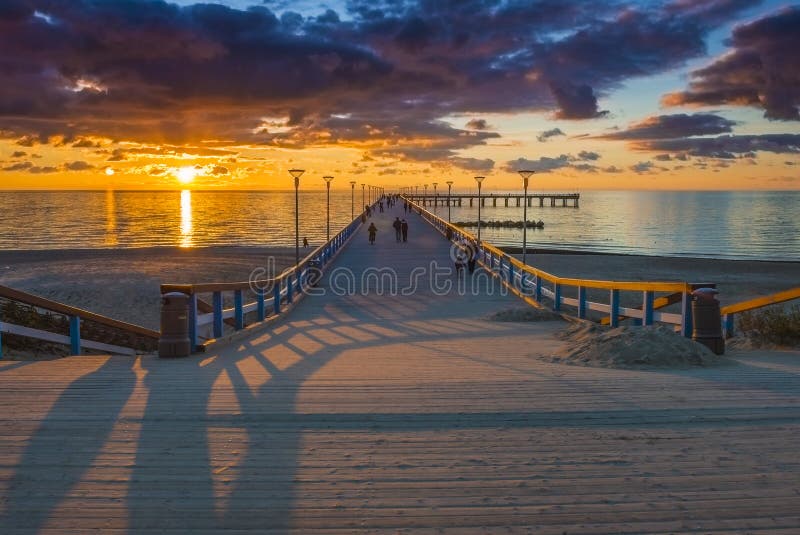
[467, 240, 478, 273]
[368, 222, 378, 245]
[303, 237, 309, 247]
[379, 202, 384, 213]
[392, 217, 402, 242]
[401, 219, 408, 242]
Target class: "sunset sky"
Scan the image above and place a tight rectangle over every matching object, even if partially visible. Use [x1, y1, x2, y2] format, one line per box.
[0, 0, 798, 190]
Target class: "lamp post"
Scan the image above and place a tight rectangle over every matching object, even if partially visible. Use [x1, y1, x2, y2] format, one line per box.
[446, 180, 453, 222]
[350, 180, 356, 220]
[361, 183, 365, 211]
[323, 175, 334, 240]
[288, 168, 305, 265]
[474, 175, 485, 243]
[518, 170, 534, 265]
[432, 182, 438, 211]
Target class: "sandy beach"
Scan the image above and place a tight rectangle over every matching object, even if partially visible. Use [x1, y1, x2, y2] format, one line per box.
[0, 247, 296, 330]
[1, 246, 796, 332]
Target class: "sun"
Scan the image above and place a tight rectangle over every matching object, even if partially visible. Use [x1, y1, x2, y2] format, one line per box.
[176, 166, 200, 184]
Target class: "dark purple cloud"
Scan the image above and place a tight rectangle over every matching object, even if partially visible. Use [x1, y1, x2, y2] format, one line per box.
[663, 7, 800, 120]
[594, 113, 736, 140]
[631, 134, 800, 158]
[0, 0, 766, 164]
[465, 119, 490, 131]
[537, 128, 566, 142]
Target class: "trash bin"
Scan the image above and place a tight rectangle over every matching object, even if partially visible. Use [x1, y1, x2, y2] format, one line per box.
[306, 259, 323, 287]
[691, 288, 724, 355]
[159, 292, 191, 358]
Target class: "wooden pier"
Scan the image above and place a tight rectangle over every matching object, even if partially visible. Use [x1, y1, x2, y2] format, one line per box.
[407, 192, 579, 208]
[2, 199, 800, 533]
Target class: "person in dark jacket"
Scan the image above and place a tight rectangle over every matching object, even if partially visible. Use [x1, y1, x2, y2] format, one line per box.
[392, 217, 402, 242]
[400, 219, 408, 242]
[367, 222, 378, 244]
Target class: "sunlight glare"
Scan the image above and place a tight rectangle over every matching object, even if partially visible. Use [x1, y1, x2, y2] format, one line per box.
[176, 166, 200, 185]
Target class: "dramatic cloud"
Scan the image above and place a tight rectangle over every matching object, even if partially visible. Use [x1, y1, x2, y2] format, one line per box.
[577, 150, 601, 161]
[594, 114, 736, 140]
[663, 7, 800, 120]
[630, 161, 656, 174]
[63, 161, 94, 171]
[449, 157, 495, 171]
[506, 155, 571, 173]
[465, 119, 490, 131]
[632, 134, 800, 158]
[537, 128, 566, 143]
[0, 0, 759, 167]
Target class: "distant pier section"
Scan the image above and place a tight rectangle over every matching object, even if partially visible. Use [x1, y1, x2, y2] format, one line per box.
[407, 192, 580, 208]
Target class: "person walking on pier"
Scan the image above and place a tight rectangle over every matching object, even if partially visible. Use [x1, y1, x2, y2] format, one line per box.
[393, 217, 402, 242]
[367, 222, 378, 245]
[401, 219, 409, 242]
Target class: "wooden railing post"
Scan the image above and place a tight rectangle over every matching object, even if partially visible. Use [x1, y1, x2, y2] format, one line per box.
[287, 272, 294, 304]
[254, 287, 264, 321]
[212, 291, 223, 338]
[681, 291, 692, 338]
[643, 291, 655, 326]
[723, 313, 734, 338]
[273, 280, 281, 315]
[553, 283, 562, 312]
[69, 315, 81, 355]
[609, 289, 620, 327]
[234, 290, 244, 331]
[535, 276, 542, 303]
[578, 286, 587, 318]
[188, 293, 198, 350]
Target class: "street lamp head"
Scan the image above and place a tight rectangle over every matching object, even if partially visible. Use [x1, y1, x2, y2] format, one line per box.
[446, 180, 453, 186]
[288, 168, 305, 179]
[518, 169, 534, 188]
[323, 175, 334, 183]
[474, 175, 485, 184]
[350, 180, 356, 187]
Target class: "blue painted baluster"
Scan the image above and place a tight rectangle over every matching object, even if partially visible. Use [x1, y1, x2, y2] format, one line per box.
[643, 291, 654, 326]
[273, 279, 281, 315]
[508, 263, 515, 286]
[257, 289, 266, 321]
[296, 269, 304, 293]
[234, 290, 244, 330]
[188, 293, 198, 351]
[553, 283, 562, 311]
[535, 275, 542, 302]
[212, 291, 223, 338]
[287, 272, 294, 304]
[69, 315, 81, 355]
[681, 292, 692, 338]
[610, 289, 620, 327]
[578, 286, 587, 318]
[723, 313, 734, 338]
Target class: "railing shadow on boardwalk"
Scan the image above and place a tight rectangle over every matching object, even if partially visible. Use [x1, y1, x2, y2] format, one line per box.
[122, 297, 530, 531]
[0, 357, 137, 535]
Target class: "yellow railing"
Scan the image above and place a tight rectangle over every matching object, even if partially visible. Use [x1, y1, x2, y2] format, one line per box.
[720, 287, 800, 337]
[405, 196, 707, 336]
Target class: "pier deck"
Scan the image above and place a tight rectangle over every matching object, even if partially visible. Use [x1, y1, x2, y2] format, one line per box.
[1, 203, 799, 533]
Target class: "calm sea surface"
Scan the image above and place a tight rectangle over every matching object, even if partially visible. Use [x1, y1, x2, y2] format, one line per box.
[0, 190, 797, 261]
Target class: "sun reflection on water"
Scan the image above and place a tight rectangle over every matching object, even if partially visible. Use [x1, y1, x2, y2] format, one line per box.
[180, 189, 193, 248]
[104, 189, 118, 246]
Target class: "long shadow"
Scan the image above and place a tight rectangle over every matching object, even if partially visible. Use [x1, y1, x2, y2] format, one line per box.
[0, 357, 136, 534]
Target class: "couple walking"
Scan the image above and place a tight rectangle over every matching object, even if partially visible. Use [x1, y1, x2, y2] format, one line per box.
[392, 217, 408, 243]
[367, 218, 407, 245]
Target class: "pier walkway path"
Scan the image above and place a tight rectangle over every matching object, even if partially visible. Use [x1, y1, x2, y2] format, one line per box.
[1, 202, 799, 533]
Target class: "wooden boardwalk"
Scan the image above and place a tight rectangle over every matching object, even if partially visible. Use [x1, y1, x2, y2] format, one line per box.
[1, 203, 799, 533]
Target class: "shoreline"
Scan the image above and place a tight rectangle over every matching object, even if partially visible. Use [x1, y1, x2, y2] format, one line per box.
[1, 246, 796, 331]
[1, 244, 797, 264]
